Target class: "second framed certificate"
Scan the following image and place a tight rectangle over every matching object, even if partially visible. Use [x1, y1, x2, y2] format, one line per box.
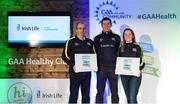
[115, 57, 140, 77]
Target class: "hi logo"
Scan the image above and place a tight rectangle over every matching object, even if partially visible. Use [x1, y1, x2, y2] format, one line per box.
[7, 82, 32, 104]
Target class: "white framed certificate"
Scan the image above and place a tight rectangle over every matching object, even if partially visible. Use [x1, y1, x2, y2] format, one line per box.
[115, 57, 140, 77]
[75, 54, 98, 73]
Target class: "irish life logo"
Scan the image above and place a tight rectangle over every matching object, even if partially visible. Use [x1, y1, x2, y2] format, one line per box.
[7, 82, 32, 104]
[17, 24, 20, 31]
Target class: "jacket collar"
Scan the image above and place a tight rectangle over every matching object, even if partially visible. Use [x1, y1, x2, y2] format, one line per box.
[75, 35, 86, 41]
[102, 30, 112, 35]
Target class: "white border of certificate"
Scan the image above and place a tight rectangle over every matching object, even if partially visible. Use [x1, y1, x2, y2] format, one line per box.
[75, 54, 97, 73]
[115, 57, 140, 77]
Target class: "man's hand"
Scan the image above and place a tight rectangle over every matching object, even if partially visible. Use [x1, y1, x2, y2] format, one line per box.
[73, 65, 76, 73]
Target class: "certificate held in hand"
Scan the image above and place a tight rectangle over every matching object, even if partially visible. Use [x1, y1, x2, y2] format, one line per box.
[75, 54, 98, 73]
[115, 57, 140, 77]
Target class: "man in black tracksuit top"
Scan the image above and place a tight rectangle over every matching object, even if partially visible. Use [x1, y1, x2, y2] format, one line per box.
[62, 22, 95, 103]
[94, 17, 120, 103]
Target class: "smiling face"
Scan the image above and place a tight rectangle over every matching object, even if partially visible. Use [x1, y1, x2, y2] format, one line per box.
[101, 20, 111, 32]
[124, 30, 135, 43]
[76, 23, 86, 37]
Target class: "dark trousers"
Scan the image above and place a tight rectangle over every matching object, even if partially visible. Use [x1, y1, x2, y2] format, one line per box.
[69, 72, 91, 104]
[121, 75, 142, 104]
[96, 69, 119, 103]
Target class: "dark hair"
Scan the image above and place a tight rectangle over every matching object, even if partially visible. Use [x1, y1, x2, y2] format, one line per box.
[101, 17, 112, 26]
[121, 28, 136, 47]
